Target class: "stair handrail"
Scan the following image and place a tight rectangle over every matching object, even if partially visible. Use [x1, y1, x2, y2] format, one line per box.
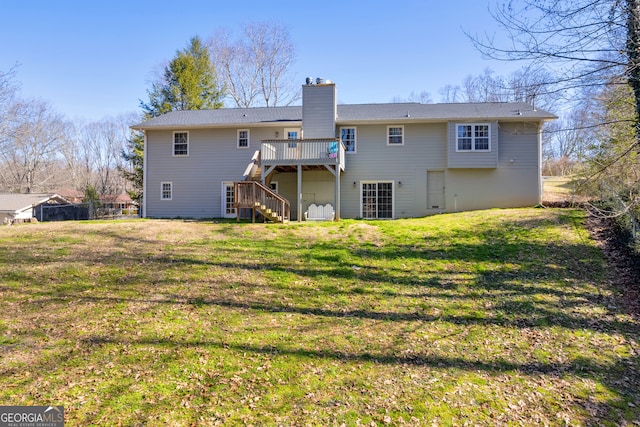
[241, 150, 261, 181]
[234, 181, 290, 223]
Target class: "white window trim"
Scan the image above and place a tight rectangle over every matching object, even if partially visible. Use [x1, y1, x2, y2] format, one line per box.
[360, 180, 395, 219]
[284, 127, 300, 148]
[387, 125, 404, 146]
[237, 129, 250, 148]
[173, 131, 189, 157]
[340, 126, 357, 154]
[284, 128, 300, 139]
[455, 123, 491, 152]
[161, 181, 173, 201]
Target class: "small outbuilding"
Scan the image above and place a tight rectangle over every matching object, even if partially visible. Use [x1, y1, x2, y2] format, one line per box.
[0, 193, 68, 224]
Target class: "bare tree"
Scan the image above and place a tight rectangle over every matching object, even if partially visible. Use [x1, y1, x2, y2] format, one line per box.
[470, 1, 640, 243]
[0, 66, 20, 153]
[391, 90, 433, 104]
[81, 115, 130, 198]
[469, 1, 630, 137]
[0, 99, 66, 193]
[438, 67, 559, 109]
[210, 22, 299, 107]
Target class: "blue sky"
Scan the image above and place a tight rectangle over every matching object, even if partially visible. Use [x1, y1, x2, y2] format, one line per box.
[1, 0, 521, 121]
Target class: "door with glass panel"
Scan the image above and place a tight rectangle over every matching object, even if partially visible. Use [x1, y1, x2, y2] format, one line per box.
[361, 182, 393, 219]
[221, 182, 236, 218]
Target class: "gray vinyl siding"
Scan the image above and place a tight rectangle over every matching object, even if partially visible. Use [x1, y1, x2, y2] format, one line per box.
[145, 127, 274, 218]
[497, 122, 541, 169]
[445, 168, 540, 210]
[302, 84, 336, 138]
[337, 122, 448, 219]
[144, 118, 544, 219]
[447, 121, 498, 168]
[270, 169, 335, 220]
[443, 121, 542, 210]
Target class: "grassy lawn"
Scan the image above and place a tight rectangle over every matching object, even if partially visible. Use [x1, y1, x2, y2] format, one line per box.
[542, 176, 582, 204]
[1, 209, 638, 426]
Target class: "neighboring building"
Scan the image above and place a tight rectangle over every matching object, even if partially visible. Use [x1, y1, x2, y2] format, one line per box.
[100, 193, 137, 215]
[56, 188, 84, 204]
[132, 80, 556, 221]
[0, 193, 68, 224]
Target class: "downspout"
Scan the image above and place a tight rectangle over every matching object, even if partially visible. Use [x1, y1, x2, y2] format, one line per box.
[142, 130, 148, 218]
[537, 122, 543, 203]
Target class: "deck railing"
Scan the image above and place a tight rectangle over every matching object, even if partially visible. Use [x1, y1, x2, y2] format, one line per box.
[261, 139, 345, 170]
[234, 181, 290, 223]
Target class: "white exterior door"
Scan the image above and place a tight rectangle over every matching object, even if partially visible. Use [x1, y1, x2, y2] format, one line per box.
[221, 182, 236, 218]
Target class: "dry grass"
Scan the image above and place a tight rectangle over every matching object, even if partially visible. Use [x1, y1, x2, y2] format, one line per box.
[0, 210, 638, 426]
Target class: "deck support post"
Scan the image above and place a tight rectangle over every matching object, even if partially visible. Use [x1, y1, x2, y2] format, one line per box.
[335, 165, 340, 221]
[297, 164, 302, 222]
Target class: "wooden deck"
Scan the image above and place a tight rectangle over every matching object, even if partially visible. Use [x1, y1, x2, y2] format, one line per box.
[260, 139, 345, 171]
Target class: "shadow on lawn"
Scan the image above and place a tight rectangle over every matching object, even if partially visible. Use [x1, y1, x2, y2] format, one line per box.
[78, 333, 633, 378]
[61, 291, 634, 336]
[77, 331, 640, 424]
[3, 213, 639, 423]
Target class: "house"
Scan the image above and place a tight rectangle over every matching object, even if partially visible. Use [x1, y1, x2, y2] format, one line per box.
[99, 193, 137, 214]
[132, 79, 556, 221]
[0, 193, 69, 224]
[56, 188, 84, 204]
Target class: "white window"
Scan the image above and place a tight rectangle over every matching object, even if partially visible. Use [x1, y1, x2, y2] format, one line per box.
[285, 128, 300, 148]
[161, 182, 173, 200]
[361, 182, 393, 219]
[456, 124, 490, 151]
[237, 129, 249, 148]
[387, 126, 404, 145]
[173, 131, 189, 156]
[340, 127, 357, 153]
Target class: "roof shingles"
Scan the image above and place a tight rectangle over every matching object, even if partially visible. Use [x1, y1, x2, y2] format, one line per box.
[132, 102, 556, 130]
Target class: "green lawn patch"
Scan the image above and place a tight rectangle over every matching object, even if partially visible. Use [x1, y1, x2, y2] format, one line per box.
[0, 209, 638, 425]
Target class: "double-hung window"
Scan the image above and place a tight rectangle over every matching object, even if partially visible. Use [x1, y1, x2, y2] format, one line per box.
[387, 126, 404, 145]
[161, 182, 173, 200]
[237, 129, 249, 148]
[340, 127, 357, 153]
[173, 131, 189, 156]
[456, 124, 490, 151]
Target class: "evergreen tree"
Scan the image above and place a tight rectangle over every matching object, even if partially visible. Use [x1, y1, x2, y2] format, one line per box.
[124, 36, 224, 210]
[119, 131, 144, 208]
[141, 36, 224, 117]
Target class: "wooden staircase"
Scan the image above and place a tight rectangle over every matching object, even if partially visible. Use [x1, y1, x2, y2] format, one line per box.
[234, 181, 290, 223]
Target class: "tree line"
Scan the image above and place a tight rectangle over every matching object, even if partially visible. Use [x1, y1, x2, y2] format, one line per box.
[0, 22, 299, 203]
[2, 7, 638, 243]
[0, 65, 136, 198]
